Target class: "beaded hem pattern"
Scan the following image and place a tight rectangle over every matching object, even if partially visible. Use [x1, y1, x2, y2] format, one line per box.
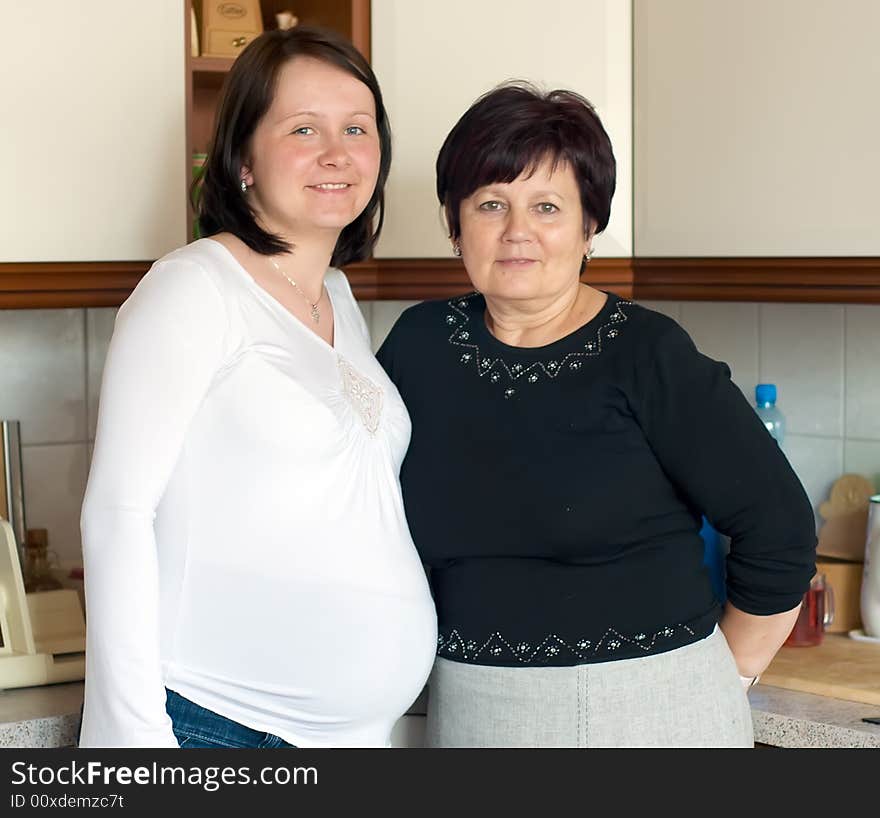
[444, 293, 632, 398]
[437, 623, 697, 664]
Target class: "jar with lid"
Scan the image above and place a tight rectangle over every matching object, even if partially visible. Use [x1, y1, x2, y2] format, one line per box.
[22, 528, 62, 593]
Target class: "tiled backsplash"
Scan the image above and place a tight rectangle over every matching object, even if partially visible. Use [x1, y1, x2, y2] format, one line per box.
[2, 298, 878, 568]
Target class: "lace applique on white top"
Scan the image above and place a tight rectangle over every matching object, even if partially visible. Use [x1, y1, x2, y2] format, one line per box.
[338, 355, 383, 434]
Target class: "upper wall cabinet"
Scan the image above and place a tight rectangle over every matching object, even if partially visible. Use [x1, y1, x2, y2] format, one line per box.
[371, 0, 632, 260]
[634, 0, 880, 257]
[0, 2, 186, 264]
[2, 1, 877, 307]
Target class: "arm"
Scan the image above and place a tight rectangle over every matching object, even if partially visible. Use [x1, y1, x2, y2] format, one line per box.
[632, 321, 816, 680]
[719, 600, 801, 680]
[79, 259, 228, 747]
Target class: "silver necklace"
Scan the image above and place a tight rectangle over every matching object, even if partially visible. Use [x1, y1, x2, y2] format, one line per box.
[269, 258, 322, 323]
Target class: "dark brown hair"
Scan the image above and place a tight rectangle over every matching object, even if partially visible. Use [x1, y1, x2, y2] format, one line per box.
[436, 82, 616, 242]
[195, 26, 392, 265]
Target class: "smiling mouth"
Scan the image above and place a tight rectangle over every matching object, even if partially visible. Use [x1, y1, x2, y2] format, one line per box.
[497, 258, 537, 265]
[308, 183, 352, 191]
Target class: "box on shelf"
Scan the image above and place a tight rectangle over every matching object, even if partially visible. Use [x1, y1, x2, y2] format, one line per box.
[818, 557, 863, 633]
[199, 0, 264, 58]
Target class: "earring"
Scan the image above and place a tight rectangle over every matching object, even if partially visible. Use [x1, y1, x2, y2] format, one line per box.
[241, 179, 248, 193]
[584, 247, 595, 263]
[452, 242, 462, 257]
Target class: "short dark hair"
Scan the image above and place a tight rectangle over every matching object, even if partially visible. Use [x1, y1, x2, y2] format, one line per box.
[195, 26, 392, 266]
[436, 82, 616, 241]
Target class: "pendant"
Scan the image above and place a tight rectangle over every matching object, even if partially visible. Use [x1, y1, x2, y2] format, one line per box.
[310, 305, 320, 323]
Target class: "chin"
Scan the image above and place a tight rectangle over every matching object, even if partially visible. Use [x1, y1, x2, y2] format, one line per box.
[478, 277, 546, 302]
[310, 212, 362, 232]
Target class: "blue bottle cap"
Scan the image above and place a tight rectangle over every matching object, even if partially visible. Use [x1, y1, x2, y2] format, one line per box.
[756, 383, 777, 404]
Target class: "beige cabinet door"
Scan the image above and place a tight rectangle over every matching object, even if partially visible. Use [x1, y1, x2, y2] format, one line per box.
[635, 0, 880, 256]
[371, 0, 632, 259]
[0, 2, 186, 262]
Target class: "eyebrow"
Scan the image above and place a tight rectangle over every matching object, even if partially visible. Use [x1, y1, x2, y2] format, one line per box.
[476, 187, 567, 199]
[276, 110, 376, 123]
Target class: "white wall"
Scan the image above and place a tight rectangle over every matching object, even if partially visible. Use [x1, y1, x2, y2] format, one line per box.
[0, 1, 186, 261]
[634, 0, 880, 255]
[372, 0, 632, 259]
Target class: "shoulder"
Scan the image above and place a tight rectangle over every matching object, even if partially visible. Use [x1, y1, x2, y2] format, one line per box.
[119, 239, 232, 324]
[386, 295, 466, 340]
[134, 239, 234, 293]
[375, 294, 468, 373]
[324, 267, 357, 303]
[616, 298, 682, 339]
[324, 268, 371, 337]
[614, 298, 697, 360]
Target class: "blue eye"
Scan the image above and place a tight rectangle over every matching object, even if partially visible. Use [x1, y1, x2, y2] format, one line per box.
[345, 126, 366, 135]
[292, 126, 314, 135]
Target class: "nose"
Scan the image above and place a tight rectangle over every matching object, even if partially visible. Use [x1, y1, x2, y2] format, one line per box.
[318, 135, 352, 169]
[501, 207, 533, 244]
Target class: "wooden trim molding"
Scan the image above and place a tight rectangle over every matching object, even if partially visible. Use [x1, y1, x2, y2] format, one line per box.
[632, 258, 880, 303]
[2, 257, 879, 309]
[344, 258, 634, 300]
[0, 262, 150, 308]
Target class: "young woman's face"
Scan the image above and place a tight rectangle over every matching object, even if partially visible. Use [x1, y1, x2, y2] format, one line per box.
[242, 56, 381, 240]
[456, 157, 591, 304]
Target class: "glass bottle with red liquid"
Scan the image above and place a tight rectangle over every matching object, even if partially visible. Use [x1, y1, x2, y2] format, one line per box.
[784, 572, 834, 646]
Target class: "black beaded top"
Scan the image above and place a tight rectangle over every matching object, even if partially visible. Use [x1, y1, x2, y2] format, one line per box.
[377, 291, 816, 666]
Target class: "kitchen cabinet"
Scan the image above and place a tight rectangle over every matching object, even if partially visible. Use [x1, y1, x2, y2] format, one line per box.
[632, 0, 880, 302]
[371, 0, 632, 260]
[0, 2, 186, 306]
[2, 1, 878, 308]
[363, 0, 633, 300]
[0, 1, 368, 308]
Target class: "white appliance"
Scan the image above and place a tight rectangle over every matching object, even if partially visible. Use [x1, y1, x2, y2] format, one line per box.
[0, 519, 86, 689]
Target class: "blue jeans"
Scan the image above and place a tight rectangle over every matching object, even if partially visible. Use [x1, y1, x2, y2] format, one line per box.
[165, 689, 296, 748]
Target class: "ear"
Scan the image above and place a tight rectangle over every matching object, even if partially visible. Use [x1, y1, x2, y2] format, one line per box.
[583, 219, 597, 256]
[442, 205, 455, 239]
[240, 162, 254, 188]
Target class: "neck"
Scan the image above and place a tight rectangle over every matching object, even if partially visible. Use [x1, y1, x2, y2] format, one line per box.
[485, 284, 602, 348]
[259, 225, 339, 303]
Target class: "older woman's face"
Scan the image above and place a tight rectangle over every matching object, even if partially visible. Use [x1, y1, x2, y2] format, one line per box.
[457, 157, 590, 303]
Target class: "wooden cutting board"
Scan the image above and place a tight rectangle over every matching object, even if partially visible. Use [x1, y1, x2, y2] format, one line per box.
[759, 633, 880, 705]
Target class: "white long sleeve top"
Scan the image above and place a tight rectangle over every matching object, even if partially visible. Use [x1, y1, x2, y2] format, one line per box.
[79, 238, 437, 748]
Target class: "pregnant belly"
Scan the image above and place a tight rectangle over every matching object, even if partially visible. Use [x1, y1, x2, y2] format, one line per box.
[175, 575, 437, 721]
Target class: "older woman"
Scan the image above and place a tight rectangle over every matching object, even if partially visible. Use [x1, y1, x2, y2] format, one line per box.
[377, 83, 816, 747]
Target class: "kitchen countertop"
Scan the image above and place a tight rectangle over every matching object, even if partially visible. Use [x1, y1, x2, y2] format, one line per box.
[0, 682, 83, 748]
[2, 680, 879, 748]
[750, 684, 880, 748]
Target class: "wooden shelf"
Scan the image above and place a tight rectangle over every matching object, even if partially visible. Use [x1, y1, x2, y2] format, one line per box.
[191, 56, 235, 73]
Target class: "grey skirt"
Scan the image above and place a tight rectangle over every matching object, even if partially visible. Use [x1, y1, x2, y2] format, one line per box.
[425, 626, 754, 748]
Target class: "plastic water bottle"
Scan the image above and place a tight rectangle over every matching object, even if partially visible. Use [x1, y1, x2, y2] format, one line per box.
[755, 383, 785, 448]
[700, 517, 726, 603]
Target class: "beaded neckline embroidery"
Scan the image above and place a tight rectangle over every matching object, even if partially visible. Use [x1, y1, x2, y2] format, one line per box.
[444, 293, 632, 398]
[437, 623, 696, 664]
